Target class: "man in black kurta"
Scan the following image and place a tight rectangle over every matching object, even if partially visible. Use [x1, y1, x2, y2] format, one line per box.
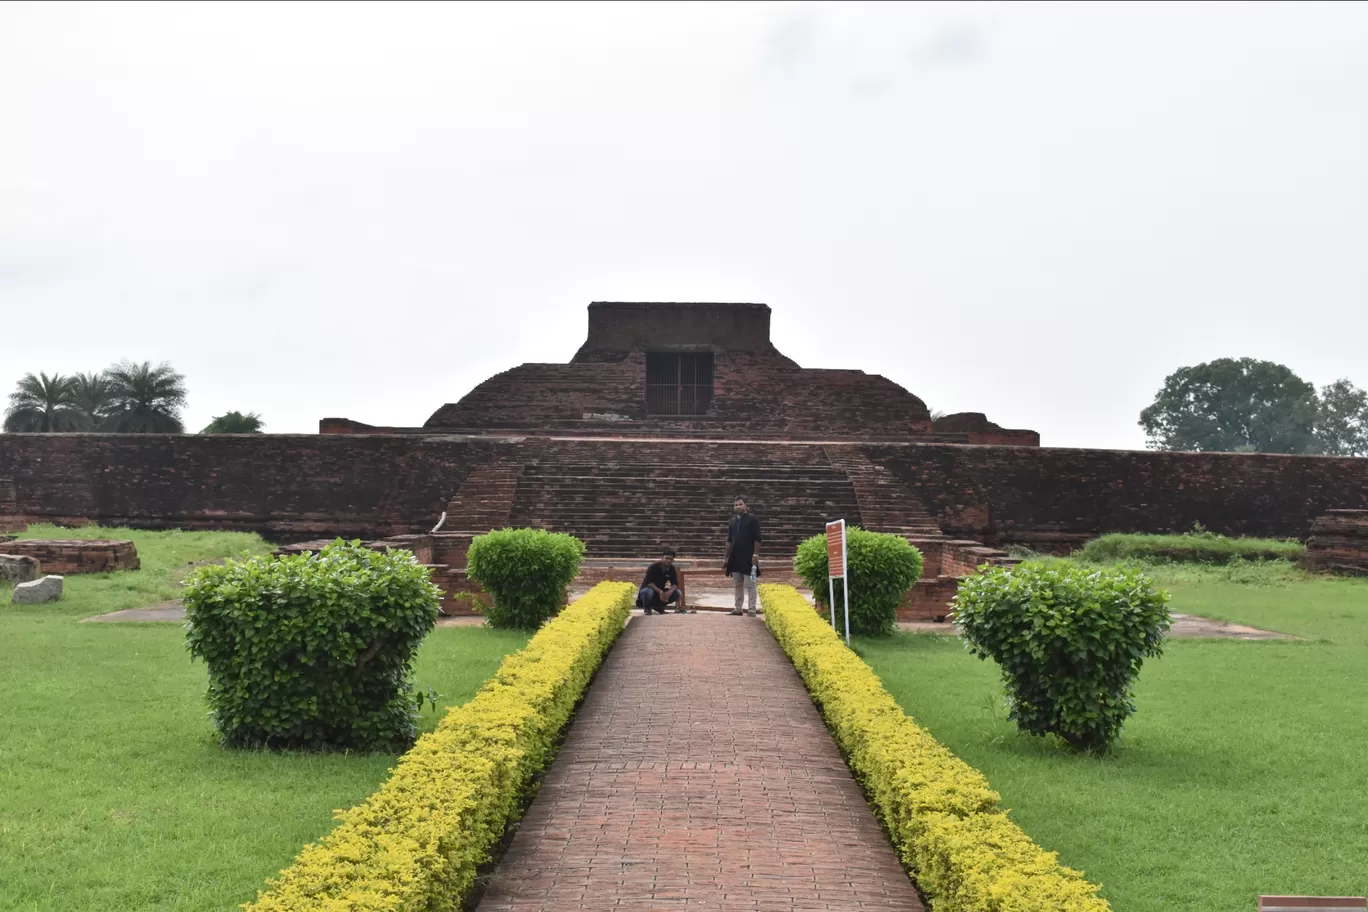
[723, 496, 762, 616]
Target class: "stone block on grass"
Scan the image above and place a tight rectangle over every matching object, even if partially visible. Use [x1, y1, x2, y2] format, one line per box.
[0, 554, 42, 584]
[12, 575, 63, 604]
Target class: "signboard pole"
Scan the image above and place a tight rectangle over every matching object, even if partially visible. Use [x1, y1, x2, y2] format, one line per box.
[828, 575, 837, 633]
[825, 519, 850, 645]
[841, 529, 851, 646]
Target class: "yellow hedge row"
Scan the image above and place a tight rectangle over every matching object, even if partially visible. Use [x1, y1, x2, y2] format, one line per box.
[759, 583, 1111, 912]
[244, 581, 636, 912]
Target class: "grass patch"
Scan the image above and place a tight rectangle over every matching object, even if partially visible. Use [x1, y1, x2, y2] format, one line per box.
[1077, 531, 1304, 564]
[0, 526, 530, 912]
[4, 523, 276, 620]
[862, 563, 1368, 911]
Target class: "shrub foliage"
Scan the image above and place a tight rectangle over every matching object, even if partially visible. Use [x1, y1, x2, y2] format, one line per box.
[245, 582, 635, 912]
[761, 584, 1110, 911]
[953, 562, 1172, 753]
[794, 526, 923, 636]
[1078, 530, 1304, 564]
[466, 528, 586, 629]
[183, 540, 442, 751]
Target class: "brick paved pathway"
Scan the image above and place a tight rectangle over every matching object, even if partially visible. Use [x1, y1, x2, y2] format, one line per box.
[476, 613, 924, 911]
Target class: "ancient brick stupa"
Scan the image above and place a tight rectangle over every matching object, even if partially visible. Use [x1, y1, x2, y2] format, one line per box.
[315, 302, 1034, 569]
[327, 302, 1037, 445]
[4, 301, 1364, 617]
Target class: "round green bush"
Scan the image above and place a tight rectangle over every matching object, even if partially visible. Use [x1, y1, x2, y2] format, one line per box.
[952, 561, 1172, 754]
[793, 527, 924, 637]
[183, 540, 443, 751]
[466, 528, 586, 630]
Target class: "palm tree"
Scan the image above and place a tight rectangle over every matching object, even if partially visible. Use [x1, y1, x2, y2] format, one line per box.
[104, 361, 188, 433]
[201, 411, 265, 434]
[3, 372, 82, 432]
[71, 371, 115, 430]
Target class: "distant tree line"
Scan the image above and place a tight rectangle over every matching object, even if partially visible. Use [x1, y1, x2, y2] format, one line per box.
[2, 362, 263, 434]
[1141, 358, 1367, 456]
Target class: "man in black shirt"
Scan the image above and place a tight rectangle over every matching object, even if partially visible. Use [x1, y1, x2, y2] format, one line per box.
[638, 547, 687, 615]
[723, 496, 762, 617]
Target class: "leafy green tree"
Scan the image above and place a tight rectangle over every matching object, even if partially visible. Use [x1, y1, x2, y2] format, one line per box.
[104, 360, 188, 433]
[201, 411, 265, 434]
[1315, 379, 1368, 457]
[71, 371, 114, 430]
[1139, 358, 1320, 453]
[3, 372, 82, 432]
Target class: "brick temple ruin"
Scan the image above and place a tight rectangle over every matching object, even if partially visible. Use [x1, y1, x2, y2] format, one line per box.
[2, 301, 1367, 615]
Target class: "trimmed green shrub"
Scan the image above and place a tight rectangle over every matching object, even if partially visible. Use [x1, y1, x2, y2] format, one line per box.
[952, 562, 1172, 754]
[466, 528, 586, 630]
[794, 526, 923, 636]
[1077, 530, 1304, 564]
[183, 540, 442, 751]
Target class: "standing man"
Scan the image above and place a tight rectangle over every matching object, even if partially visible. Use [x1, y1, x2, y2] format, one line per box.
[723, 496, 761, 617]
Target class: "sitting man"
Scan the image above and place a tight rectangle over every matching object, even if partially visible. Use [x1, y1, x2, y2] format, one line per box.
[637, 547, 688, 615]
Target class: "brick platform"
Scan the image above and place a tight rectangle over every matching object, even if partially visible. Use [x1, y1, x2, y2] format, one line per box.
[0, 539, 139, 574]
[1303, 509, 1368, 576]
[476, 614, 923, 911]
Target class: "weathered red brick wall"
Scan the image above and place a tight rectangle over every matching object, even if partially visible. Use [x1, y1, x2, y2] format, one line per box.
[939, 540, 1017, 576]
[899, 577, 959, 622]
[862, 444, 1368, 547]
[895, 536, 1017, 622]
[0, 434, 497, 542]
[4, 435, 1365, 552]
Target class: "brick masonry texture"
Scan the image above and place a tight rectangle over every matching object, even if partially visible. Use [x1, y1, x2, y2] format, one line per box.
[413, 302, 1036, 444]
[0, 434, 491, 543]
[2, 435, 1366, 552]
[0, 539, 139, 574]
[862, 443, 1368, 549]
[1303, 509, 1368, 575]
[475, 613, 924, 912]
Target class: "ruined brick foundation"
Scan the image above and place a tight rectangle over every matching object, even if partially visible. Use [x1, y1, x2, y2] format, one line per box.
[1303, 510, 1368, 576]
[0, 539, 140, 575]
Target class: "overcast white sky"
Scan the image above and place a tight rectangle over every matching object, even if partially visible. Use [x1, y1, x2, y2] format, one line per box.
[3, 1, 1366, 448]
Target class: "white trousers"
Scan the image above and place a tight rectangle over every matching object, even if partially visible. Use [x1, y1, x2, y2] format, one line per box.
[732, 571, 758, 613]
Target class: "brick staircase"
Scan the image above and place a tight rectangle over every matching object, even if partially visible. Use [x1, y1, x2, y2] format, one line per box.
[822, 445, 943, 537]
[442, 462, 525, 532]
[507, 440, 862, 560]
[274, 438, 1018, 621]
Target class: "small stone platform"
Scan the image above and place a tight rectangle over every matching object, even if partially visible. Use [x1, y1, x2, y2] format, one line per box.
[0, 539, 139, 574]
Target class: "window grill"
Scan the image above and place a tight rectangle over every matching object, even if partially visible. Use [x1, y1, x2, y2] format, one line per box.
[646, 352, 714, 416]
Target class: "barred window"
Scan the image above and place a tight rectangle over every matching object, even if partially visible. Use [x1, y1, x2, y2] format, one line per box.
[646, 352, 714, 416]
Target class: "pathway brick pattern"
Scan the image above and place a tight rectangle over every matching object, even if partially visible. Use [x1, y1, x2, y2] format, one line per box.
[476, 613, 924, 911]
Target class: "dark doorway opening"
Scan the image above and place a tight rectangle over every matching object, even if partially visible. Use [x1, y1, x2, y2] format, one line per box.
[646, 352, 714, 416]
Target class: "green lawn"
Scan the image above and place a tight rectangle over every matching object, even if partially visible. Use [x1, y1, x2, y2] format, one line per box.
[0, 527, 529, 912]
[859, 561, 1368, 912]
